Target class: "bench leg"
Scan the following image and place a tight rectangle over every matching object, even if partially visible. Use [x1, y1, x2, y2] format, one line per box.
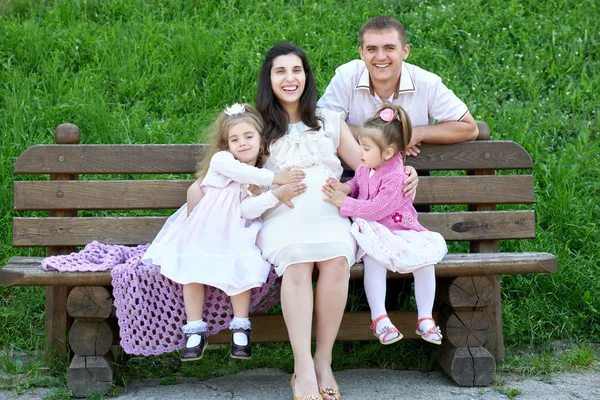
[437, 276, 499, 386]
[438, 342, 496, 386]
[45, 286, 72, 362]
[484, 275, 505, 361]
[65, 286, 116, 398]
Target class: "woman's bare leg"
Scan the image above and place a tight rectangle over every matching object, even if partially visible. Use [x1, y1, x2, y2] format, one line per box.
[281, 262, 320, 397]
[314, 256, 349, 399]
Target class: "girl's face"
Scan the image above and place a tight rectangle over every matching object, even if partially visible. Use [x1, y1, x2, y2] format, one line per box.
[270, 54, 306, 109]
[358, 135, 391, 170]
[227, 121, 262, 166]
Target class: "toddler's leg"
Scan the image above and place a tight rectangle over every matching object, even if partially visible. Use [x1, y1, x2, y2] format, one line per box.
[364, 256, 401, 344]
[229, 291, 252, 359]
[181, 283, 208, 360]
[412, 265, 442, 344]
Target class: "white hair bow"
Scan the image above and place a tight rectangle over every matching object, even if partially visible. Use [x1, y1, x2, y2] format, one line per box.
[224, 103, 246, 116]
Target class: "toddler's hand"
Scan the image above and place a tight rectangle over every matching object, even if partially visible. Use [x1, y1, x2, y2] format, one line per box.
[273, 182, 307, 209]
[322, 185, 347, 208]
[273, 169, 305, 185]
[322, 178, 352, 195]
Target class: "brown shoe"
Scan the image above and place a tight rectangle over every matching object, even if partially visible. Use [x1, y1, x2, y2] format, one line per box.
[230, 328, 252, 359]
[181, 332, 207, 362]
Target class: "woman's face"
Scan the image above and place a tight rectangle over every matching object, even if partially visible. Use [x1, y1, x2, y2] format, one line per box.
[270, 54, 306, 109]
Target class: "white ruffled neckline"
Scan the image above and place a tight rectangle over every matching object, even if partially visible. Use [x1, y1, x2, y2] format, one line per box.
[268, 122, 338, 173]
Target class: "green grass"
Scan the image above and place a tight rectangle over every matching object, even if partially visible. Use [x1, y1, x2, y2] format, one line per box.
[1, 0, 599, 386]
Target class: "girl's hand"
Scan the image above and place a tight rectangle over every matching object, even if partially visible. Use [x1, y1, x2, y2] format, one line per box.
[273, 182, 307, 208]
[403, 166, 419, 197]
[323, 178, 352, 195]
[273, 169, 305, 185]
[322, 185, 347, 208]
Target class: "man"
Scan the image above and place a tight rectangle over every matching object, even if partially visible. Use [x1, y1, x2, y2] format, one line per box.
[318, 16, 478, 315]
[318, 16, 478, 156]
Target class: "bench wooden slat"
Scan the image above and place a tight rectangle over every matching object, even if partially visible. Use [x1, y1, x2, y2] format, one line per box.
[13, 211, 535, 247]
[208, 311, 427, 343]
[13, 175, 534, 211]
[0, 252, 557, 287]
[14, 141, 532, 175]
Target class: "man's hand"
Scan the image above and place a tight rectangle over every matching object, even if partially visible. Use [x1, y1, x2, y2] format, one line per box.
[403, 166, 418, 198]
[273, 182, 307, 208]
[405, 129, 423, 156]
[273, 169, 305, 185]
[322, 184, 348, 208]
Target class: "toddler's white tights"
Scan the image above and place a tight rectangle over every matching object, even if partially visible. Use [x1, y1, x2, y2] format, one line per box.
[363, 256, 437, 337]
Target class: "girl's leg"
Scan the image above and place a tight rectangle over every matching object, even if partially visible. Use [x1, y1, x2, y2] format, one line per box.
[181, 283, 207, 357]
[363, 255, 400, 342]
[313, 256, 349, 400]
[412, 264, 441, 341]
[230, 290, 252, 346]
[183, 282, 205, 321]
[281, 262, 320, 397]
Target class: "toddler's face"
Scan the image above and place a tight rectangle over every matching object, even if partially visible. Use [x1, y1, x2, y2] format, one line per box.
[227, 122, 262, 166]
[358, 136, 387, 170]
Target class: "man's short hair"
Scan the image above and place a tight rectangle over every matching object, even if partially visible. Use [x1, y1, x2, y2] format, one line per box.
[359, 16, 407, 47]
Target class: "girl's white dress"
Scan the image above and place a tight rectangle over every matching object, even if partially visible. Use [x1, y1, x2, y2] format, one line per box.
[142, 151, 275, 296]
[257, 109, 357, 275]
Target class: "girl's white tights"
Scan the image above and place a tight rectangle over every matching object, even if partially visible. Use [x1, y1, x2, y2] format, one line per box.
[363, 256, 437, 337]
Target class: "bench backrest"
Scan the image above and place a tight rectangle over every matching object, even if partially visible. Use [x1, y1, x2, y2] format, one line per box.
[12, 123, 535, 255]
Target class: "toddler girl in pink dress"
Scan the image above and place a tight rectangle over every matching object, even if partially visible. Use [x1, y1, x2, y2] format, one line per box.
[323, 103, 447, 346]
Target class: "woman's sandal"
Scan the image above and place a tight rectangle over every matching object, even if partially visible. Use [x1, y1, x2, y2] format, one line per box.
[319, 386, 341, 400]
[290, 373, 323, 400]
[415, 317, 443, 345]
[370, 314, 403, 345]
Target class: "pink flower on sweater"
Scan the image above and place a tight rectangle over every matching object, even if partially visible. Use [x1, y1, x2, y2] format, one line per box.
[392, 212, 403, 224]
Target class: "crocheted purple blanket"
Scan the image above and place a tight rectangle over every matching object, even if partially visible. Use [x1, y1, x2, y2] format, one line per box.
[41, 241, 281, 356]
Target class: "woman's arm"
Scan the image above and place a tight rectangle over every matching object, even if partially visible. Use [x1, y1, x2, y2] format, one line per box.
[186, 178, 205, 216]
[336, 119, 361, 171]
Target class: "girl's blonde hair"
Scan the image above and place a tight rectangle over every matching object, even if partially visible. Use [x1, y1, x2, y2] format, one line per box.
[196, 104, 267, 178]
[359, 102, 412, 159]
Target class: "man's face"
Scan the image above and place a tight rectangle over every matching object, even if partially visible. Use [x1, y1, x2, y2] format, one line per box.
[359, 29, 410, 87]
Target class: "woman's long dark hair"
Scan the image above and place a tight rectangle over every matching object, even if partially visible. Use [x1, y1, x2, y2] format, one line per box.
[256, 43, 322, 147]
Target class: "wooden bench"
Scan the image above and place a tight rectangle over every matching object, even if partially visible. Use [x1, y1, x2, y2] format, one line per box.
[1, 122, 557, 396]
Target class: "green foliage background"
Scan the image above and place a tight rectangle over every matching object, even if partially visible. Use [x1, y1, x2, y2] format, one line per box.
[1, 0, 598, 356]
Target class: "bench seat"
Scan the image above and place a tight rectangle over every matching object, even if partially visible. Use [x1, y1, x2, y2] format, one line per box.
[1, 252, 557, 287]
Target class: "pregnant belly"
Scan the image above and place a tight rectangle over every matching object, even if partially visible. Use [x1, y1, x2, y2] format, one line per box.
[263, 165, 339, 222]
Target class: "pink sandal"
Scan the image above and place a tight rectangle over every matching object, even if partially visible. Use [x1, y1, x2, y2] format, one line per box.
[415, 317, 443, 345]
[370, 314, 403, 345]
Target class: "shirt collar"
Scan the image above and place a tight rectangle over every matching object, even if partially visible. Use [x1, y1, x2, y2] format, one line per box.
[356, 62, 416, 99]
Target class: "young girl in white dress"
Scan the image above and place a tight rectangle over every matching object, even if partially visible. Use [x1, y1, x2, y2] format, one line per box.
[323, 103, 448, 346]
[142, 103, 306, 361]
